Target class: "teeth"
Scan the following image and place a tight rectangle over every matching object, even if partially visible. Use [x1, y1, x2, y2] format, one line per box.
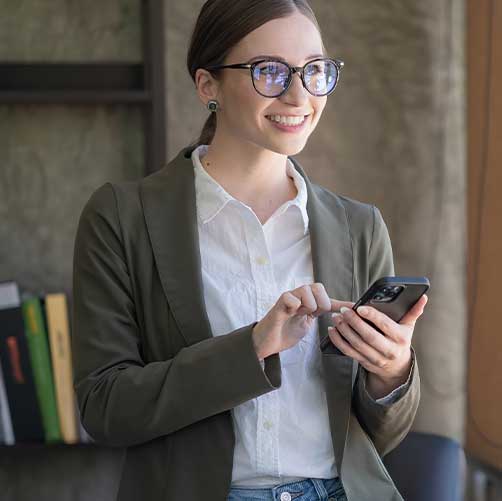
[267, 114, 306, 126]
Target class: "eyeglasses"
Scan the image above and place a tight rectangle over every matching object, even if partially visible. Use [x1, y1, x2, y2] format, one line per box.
[205, 57, 344, 98]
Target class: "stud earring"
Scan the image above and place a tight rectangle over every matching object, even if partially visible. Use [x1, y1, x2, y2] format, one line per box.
[207, 99, 219, 113]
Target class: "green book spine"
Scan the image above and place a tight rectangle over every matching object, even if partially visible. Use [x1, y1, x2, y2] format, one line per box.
[22, 297, 61, 443]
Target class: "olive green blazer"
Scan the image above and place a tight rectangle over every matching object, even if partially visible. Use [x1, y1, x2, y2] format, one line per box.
[72, 145, 420, 501]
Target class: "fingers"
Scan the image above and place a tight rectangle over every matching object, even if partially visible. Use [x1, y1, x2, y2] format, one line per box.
[330, 298, 355, 312]
[400, 294, 428, 326]
[354, 305, 404, 343]
[287, 283, 332, 318]
[332, 307, 396, 359]
[308, 283, 332, 317]
[292, 285, 317, 316]
[278, 291, 302, 317]
[327, 326, 382, 374]
[279, 283, 354, 320]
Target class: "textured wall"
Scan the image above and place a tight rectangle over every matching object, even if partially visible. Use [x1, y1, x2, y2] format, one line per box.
[0, 106, 144, 298]
[167, 0, 467, 443]
[0, 0, 142, 61]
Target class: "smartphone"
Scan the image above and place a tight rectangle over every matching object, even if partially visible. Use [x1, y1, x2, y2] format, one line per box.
[320, 276, 430, 351]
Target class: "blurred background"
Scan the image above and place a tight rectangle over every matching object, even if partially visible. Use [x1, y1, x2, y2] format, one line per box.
[0, 0, 500, 500]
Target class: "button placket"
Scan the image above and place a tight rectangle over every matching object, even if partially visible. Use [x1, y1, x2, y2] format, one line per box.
[245, 220, 276, 319]
[256, 391, 280, 476]
[242, 206, 282, 479]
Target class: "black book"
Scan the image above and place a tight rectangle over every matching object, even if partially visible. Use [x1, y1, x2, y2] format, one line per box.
[0, 280, 44, 442]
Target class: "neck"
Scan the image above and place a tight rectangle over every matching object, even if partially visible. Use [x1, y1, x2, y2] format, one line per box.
[200, 132, 298, 218]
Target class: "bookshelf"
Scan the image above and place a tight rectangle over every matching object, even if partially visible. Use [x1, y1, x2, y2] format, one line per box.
[0, 442, 124, 500]
[0, 0, 166, 174]
[0, 1, 166, 500]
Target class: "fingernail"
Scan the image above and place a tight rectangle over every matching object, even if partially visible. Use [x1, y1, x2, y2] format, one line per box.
[328, 326, 333, 331]
[357, 306, 369, 315]
[331, 312, 340, 318]
[340, 306, 350, 314]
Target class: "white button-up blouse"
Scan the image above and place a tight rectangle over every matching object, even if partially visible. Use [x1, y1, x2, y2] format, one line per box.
[192, 145, 411, 487]
[192, 144, 405, 488]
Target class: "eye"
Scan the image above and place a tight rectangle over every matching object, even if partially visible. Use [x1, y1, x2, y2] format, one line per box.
[306, 63, 324, 75]
[256, 63, 274, 75]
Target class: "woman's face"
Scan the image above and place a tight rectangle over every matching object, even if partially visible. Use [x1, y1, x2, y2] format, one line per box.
[198, 11, 329, 156]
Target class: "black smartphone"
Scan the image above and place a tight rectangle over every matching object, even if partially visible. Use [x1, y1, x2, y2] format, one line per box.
[320, 276, 430, 351]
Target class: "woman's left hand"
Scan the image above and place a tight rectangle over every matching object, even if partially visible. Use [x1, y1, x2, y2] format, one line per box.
[328, 294, 428, 398]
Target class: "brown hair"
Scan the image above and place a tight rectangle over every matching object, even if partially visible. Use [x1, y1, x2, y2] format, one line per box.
[186, 0, 324, 147]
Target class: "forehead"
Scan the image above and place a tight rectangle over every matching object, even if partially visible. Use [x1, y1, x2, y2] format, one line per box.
[229, 12, 324, 65]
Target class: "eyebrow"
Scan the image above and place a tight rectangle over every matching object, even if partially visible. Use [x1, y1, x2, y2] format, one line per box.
[246, 53, 325, 64]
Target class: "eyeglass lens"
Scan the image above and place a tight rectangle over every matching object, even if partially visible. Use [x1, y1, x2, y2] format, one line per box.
[252, 60, 339, 97]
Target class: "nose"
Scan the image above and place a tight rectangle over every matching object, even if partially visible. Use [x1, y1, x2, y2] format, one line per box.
[281, 71, 309, 105]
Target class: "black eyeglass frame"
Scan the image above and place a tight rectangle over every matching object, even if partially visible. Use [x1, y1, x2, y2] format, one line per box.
[204, 57, 345, 98]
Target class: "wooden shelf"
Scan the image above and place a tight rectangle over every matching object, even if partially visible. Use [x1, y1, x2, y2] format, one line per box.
[0, 91, 151, 104]
[0, 442, 99, 449]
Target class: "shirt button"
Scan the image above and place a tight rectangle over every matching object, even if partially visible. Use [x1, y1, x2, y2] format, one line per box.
[280, 492, 292, 501]
[263, 420, 273, 430]
[256, 256, 269, 265]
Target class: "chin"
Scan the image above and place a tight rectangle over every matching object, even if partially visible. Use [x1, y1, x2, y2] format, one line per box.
[267, 139, 307, 157]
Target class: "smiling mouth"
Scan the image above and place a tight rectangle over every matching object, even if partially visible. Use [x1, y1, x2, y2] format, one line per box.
[265, 114, 310, 126]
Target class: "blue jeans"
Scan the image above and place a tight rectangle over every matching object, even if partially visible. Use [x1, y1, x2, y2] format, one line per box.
[227, 477, 347, 501]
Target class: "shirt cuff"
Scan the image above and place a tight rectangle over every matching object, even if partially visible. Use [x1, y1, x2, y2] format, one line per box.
[371, 347, 416, 406]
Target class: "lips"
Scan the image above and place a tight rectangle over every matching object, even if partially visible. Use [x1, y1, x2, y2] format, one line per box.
[265, 114, 310, 126]
[265, 114, 310, 133]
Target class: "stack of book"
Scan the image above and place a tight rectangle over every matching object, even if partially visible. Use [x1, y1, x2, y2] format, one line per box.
[0, 280, 90, 445]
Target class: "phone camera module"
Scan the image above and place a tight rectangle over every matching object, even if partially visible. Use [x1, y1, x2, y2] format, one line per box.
[371, 285, 405, 303]
[372, 291, 392, 303]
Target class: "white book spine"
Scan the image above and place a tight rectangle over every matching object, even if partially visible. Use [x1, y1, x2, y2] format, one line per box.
[0, 359, 15, 445]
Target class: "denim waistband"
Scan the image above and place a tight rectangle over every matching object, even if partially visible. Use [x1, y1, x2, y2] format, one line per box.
[228, 477, 346, 501]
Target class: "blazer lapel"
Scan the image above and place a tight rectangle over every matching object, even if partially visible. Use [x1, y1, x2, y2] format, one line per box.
[290, 157, 356, 472]
[140, 146, 213, 347]
[289, 158, 354, 318]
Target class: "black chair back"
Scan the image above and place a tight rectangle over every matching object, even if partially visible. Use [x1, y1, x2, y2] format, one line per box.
[383, 431, 466, 501]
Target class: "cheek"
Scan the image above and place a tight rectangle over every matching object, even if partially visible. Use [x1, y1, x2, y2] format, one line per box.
[312, 97, 327, 122]
[224, 74, 258, 106]
[304, 101, 325, 133]
[225, 86, 270, 125]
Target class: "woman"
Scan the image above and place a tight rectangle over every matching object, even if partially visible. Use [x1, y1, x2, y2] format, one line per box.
[72, 1, 427, 500]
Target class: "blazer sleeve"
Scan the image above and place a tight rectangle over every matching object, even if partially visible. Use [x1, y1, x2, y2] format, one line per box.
[72, 184, 281, 448]
[351, 205, 421, 457]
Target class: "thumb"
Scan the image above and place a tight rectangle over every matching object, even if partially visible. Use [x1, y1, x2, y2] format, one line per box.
[400, 294, 428, 326]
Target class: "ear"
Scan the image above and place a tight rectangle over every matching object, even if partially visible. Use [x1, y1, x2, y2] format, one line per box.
[194, 68, 220, 107]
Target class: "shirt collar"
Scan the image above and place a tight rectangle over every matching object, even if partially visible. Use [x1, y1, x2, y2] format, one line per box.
[192, 144, 309, 234]
[192, 145, 235, 224]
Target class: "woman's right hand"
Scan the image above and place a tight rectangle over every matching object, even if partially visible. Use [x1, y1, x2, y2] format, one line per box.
[252, 282, 334, 361]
